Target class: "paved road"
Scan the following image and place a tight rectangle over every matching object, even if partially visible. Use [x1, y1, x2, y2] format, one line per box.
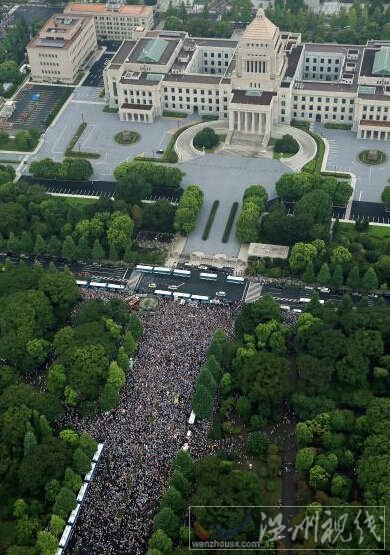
[82, 53, 113, 87]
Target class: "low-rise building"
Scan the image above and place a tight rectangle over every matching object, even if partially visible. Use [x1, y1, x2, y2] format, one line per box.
[27, 14, 97, 84]
[64, 1, 153, 41]
[103, 9, 390, 141]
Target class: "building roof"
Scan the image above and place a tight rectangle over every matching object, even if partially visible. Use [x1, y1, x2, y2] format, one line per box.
[65, 2, 152, 16]
[137, 38, 169, 63]
[128, 37, 179, 65]
[28, 14, 92, 50]
[242, 8, 277, 42]
[284, 44, 303, 79]
[231, 89, 276, 105]
[121, 103, 152, 110]
[110, 40, 136, 65]
[372, 46, 390, 76]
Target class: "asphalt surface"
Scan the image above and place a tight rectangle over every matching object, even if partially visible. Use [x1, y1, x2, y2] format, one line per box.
[136, 268, 248, 302]
[10, 84, 70, 133]
[0, 253, 130, 284]
[20, 176, 182, 202]
[82, 54, 113, 88]
[261, 283, 384, 308]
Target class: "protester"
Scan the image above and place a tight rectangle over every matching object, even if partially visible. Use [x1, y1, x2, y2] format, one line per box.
[70, 300, 234, 554]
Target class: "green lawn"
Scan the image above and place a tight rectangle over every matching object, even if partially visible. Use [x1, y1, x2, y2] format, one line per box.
[339, 221, 390, 239]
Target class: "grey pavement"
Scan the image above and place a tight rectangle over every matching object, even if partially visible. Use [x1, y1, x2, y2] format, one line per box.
[315, 123, 390, 203]
[28, 88, 200, 179]
[180, 152, 288, 256]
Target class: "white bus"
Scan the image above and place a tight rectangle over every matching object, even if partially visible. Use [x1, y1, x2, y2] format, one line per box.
[76, 280, 88, 287]
[173, 269, 191, 278]
[59, 526, 73, 549]
[90, 281, 107, 289]
[135, 265, 153, 273]
[299, 297, 311, 303]
[173, 292, 191, 299]
[199, 272, 217, 281]
[92, 443, 104, 463]
[154, 289, 172, 297]
[191, 294, 210, 302]
[153, 266, 171, 275]
[226, 275, 245, 284]
[76, 483, 88, 503]
[68, 503, 81, 525]
[107, 283, 125, 290]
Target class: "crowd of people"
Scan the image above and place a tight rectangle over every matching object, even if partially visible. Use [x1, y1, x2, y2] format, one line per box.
[70, 300, 235, 554]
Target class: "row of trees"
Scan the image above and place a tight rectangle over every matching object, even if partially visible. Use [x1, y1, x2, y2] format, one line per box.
[0, 128, 40, 151]
[164, 0, 253, 38]
[190, 331, 225, 419]
[0, 182, 171, 265]
[236, 185, 268, 243]
[114, 160, 184, 205]
[29, 157, 93, 181]
[173, 185, 204, 235]
[275, 172, 352, 206]
[267, 0, 390, 44]
[47, 297, 143, 414]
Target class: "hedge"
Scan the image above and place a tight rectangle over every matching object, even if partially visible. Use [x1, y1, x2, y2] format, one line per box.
[324, 122, 352, 130]
[45, 88, 73, 125]
[162, 110, 188, 118]
[222, 202, 239, 243]
[65, 122, 100, 159]
[202, 200, 219, 240]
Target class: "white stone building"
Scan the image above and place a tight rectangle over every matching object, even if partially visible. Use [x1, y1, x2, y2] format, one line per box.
[104, 8, 390, 141]
[64, 1, 153, 41]
[27, 14, 97, 84]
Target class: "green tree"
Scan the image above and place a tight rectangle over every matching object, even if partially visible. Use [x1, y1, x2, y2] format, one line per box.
[296, 447, 315, 474]
[128, 313, 143, 341]
[60, 158, 93, 180]
[107, 360, 126, 390]
[100, 383, 119, 411]
[48, 364, 67, 397]
[50, 514, 65, 537]
[236, 395, 252, 421]
[346, 265, 360, 291]
[13, 498, 28, 519]
[309, 465, 329, 490]
[170, 469, 190, 496]
[331, 264, 344, 289]
[36, 530, 59, 555]
[123, 330, 137, 356]
[91, 238, 105, 261]
[381, 185, 390, 210]
[191, 384, 213, 419]
[173, 450, 194, 480]
[361, 266, 378, 292]
[33, 234, 46, 256]
[331, 246, 352, 265]
[62, 235, 76, 260]
[317, 262, 331, 285]
[77, 234, 90, 260]
[73, 447, 91, 475]
[246, 431, 269, 457]
[193, 127, 220, 150]
[289, 242, 317, 274]
[154, 507, 180, 539]
[148, 529, 173, 554]
[162, 486, 184, 513]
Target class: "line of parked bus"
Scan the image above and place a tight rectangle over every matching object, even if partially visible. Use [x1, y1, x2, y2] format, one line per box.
[135, 265, 245, 285]
[56, 444, 104, 554]
[76, 280, 126, 291]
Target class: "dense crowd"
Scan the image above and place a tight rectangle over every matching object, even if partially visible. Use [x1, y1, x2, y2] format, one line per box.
[70, 300, 235, 554]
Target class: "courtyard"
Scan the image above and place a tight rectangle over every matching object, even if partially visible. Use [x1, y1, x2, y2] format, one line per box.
[316, 123, 390, 203]
[24, 90, 390, 256]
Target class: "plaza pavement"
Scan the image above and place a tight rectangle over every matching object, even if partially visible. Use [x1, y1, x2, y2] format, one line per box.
[316, 123, 390, 203]
[180, 153, 288, 257]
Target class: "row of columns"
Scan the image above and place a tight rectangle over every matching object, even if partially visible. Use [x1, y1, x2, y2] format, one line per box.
[245, 60, 267, 74]
[231, 110, 268, 135]
[359, 128, 390, 140]
[123, 112, 152, 123]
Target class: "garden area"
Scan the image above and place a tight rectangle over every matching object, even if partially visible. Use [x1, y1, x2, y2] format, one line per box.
[114, 130, 141, 145]
[358, 149, 386, 165]
[0, 128, 40, 152]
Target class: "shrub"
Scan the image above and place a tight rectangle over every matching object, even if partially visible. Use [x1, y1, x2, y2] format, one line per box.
[193, 127, 220, 150]
[274, 134, 299, 154]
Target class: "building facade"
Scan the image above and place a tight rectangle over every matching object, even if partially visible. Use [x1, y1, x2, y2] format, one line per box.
[64, 1, 153, 41]
[104, 9, 390, 141]
[27, 14, 97, 84]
